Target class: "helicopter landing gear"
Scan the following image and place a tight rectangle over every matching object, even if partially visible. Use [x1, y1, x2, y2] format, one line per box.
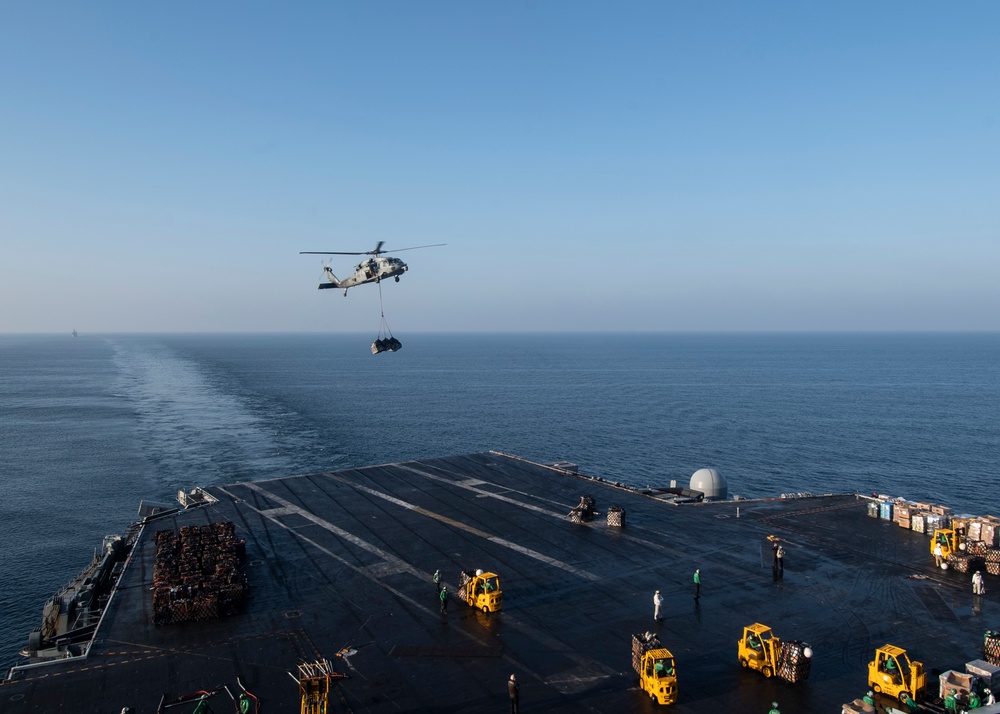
[394, 276, 399, 282]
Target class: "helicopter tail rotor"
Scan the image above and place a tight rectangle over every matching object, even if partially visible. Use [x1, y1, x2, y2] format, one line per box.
[317, 260, 342, 290]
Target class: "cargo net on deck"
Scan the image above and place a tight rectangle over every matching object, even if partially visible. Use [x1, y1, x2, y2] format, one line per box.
[152, 521, 248, 626]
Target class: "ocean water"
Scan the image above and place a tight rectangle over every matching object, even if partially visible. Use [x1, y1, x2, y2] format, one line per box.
[1, 332, 998, 665]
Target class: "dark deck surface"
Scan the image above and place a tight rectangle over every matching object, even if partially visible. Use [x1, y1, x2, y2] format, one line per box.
[4, 452, 996, 712]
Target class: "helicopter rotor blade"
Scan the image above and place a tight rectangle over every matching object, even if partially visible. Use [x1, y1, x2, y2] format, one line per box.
[382, 243, 447, 253]
[301, 242, 446, 256]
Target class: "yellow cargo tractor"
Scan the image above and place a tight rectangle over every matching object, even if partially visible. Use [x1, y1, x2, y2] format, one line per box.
[931, 528, 963, 560]
[737, 623, 813, 683]
[458, 570, 502, 613]
[632, 633, 677, 705]
[868, 644, 926, 702]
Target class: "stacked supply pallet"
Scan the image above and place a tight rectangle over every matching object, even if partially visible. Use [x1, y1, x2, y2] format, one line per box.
[151, 521, 247, 626]
[968, 540, 989, 558]
[983, 518, 1000, 547]
[984, 631, 1000, 667]
[458, 570, 474, 603]
[776, 640, 812, 682]
[946, 552, 979, 574]
[895, 504, 912, 530]
[986, 549, 1000, 576]
[632, 632, 662, 674]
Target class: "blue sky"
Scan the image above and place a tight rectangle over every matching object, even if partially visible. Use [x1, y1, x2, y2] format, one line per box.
[1, 2, 997, 333]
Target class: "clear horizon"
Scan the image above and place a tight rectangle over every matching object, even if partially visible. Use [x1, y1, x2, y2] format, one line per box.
[2, 3, 998, 333]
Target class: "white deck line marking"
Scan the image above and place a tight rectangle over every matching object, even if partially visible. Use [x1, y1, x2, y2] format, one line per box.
[239, 482, 424, 580]
[258, 506, 297, 517]
[327, 473, 600, 582]
[397, 464, 566, 518]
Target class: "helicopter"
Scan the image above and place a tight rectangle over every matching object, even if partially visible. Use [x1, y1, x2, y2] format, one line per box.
[300, 241, 445, 296]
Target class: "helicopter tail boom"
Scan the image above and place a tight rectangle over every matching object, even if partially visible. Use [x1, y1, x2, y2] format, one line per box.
[318, 266, 342, 289]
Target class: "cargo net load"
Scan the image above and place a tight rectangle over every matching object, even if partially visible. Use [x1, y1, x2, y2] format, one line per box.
[776, 640, 812, 683]
[569, 495, 597, 523]
[946, 551, 986, 574]
[985, 631, 1000, 667]
[371, 281, 401, 355]
[152, 521, 248, 626]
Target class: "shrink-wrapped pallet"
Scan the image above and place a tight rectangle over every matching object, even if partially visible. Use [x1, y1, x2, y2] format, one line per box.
[879, 501, 894, 520]
[970, 521, 984, 541]
[982, 520, 1000, 547]
[966, 659, 1000, 693]
[926, 513, 949, 532]
[911, 513, 927, 534]
[867, 501, 879, 518]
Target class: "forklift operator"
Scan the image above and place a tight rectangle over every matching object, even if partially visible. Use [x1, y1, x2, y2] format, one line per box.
[882, 655, 900, 683]
[654, 659, 674, 678]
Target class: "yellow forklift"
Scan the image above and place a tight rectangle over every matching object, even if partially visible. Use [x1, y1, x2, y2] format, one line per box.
[931, 527, 964, 561]
[632, 633, 677, 705]
[868, 644, 926, 703]
[737, 623, 812, 682]
[458, 570, 502, 613]
[738, 623, 781, 678]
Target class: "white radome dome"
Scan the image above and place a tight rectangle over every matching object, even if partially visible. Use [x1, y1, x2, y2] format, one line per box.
[690, 468, 728, 501]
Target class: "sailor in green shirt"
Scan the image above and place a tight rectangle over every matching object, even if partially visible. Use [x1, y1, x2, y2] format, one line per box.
[768, 702, 780, 714]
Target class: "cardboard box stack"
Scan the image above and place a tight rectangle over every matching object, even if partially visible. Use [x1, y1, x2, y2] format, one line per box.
[895, 504, 912, 530]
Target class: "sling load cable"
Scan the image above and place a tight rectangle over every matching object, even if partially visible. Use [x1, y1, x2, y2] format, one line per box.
[371, 280, 401, 354]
